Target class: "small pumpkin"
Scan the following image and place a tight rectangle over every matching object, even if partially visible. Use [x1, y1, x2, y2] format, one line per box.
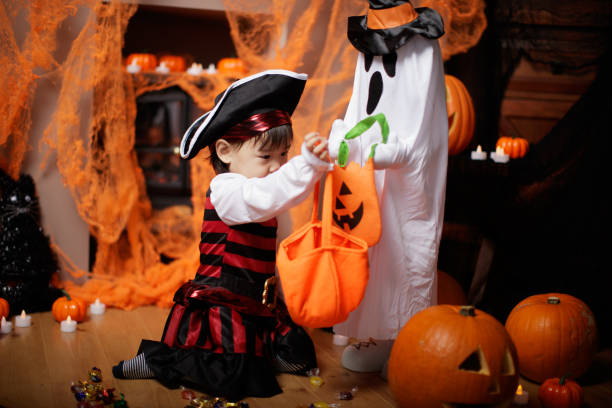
[0, 297, 8, 318]
[538, 374, 584, 408]
[437, 269, 468, 305]
[159, 55, 186, 72]
[496, 136, 529, 159]
[445, 74, 475, 155]
[505, 293, 598, 383]
[52, 291, 87, 322]
[217, 57, 248, 78]
[388, 305, 519, 408]
[126, 53, 157, 71]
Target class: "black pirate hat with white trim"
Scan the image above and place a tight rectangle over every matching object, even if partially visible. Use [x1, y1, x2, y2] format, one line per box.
[348, 0, 444, 56]
[180, 69, 307, 159]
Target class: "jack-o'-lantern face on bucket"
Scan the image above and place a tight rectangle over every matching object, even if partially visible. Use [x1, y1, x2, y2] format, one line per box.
[388, 305, 519, 408]
[329, 159, 381, 246]
[333, 181, 364, 230]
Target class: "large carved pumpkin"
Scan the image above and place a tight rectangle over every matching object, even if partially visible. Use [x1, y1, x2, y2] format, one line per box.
[445, 74, 475, 155]
[389, 305, 519, 408]
[505, 293, 598, 383]
[437, 269, 468, 305]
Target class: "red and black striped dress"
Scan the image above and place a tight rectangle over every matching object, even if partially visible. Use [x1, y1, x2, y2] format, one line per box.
[138, 190, 317, 400]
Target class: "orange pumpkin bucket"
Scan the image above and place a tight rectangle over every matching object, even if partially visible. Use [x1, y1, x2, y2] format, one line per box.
[277, 172, 369, 328]
[332, 113, 388, 246]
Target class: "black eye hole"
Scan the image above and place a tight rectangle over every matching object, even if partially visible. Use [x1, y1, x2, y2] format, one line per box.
[382, 51, 397, 77]
[364, 53, 374, 72]
[458, 346, 490, 375]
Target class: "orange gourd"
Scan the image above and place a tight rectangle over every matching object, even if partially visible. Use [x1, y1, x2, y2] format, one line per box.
[159, 55, 186, 72]
[217, 57, 248, 78]
[538, 375, 584, 408]
[505, 293, 598, 383]
[126, 53, 157, 71]
[437, 269, 468, 305]
[445, 74, 475, 155]
[496, 136, 529, 159]
[52, 291, 88, 322]
[0, 297, 8, 318]
[388, 305, 519, 408]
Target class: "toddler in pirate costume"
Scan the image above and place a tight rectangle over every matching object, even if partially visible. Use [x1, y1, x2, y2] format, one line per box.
[113, 70, 330, 400]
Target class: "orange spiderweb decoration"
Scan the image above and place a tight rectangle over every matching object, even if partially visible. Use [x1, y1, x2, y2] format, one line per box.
[0, 0, 485, 310]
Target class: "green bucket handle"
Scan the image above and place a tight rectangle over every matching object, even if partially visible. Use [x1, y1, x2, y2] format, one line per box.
[337, 113, 389, 167]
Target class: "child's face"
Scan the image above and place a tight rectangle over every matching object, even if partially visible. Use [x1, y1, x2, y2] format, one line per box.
[227, 137, 290, 178]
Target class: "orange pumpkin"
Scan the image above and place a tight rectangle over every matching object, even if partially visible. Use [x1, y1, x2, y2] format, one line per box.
[126, 53, 157, 71]
[0, 297, 8, 318]
[505, 293, 598, 383]
[159, 55, 186, 72]
[52, 292, 88, 322]
[389, 305, 519, 408]
[445, 74, 475, 155]
[437, 269, 468, 305]
[217, 57, 248, 78]
[496, 136, 529, 159]
[538, 375, 584, 408]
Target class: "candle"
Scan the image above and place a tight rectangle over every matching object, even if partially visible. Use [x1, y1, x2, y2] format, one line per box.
[89, 298, 106, 315]
[14, 310, 31, 327]
[155, 61, 170, 74]
[60, 315, 77, 333]
[513, 384, 529, 405]
[1, 316, 12, 334]
[471, 145, 487, 160]
[187, 62, 204, 76]
[126, 60, 141, 74]
[490, 146, 509, 163]
[206, 63, 217, 74]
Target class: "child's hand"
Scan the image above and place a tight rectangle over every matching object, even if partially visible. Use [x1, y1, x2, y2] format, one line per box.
[304, 132, 329, 161]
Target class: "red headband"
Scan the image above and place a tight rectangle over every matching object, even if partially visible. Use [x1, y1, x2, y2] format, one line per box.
[223, 110, 292, 141]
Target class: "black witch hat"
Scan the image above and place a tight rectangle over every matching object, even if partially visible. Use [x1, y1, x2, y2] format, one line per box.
[180, 69, 307, 160]
[348, 0, 444, 55]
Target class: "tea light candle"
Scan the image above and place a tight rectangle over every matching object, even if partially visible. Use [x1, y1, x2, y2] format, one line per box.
[155, 61, 170, 74]
[15, 310, 31, 327]
[471, 145, 486, 160]
[206, 63, 217, 74]
[60, 315, 77, 332]
[126, 60, 141, 74]
[89, 298, 106, 315]
[513, 384, 529, 405]
[491, 146, 509, 163]
[187, 62, 204, 76]
[1, 316, 12, 334]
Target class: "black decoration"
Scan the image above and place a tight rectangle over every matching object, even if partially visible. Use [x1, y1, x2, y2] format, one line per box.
[0, 168, 62, 315]
[366, 71, 383, 114]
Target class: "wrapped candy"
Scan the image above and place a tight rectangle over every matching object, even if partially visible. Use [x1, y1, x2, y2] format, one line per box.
[89, 367, 102, 383]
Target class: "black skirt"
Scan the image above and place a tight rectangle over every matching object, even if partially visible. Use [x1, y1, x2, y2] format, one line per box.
[140, 299, 317, 400]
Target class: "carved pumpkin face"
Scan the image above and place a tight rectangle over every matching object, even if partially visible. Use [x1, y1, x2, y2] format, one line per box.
[389, 305, 519, 408]
[330, 159, 381, 246]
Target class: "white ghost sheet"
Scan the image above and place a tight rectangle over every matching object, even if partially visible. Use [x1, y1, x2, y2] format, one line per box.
[331, 35, 448, 340]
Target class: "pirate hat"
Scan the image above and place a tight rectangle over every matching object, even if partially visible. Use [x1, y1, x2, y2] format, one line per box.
[348, 0, 444, 55]
[180, 69, 307, 159]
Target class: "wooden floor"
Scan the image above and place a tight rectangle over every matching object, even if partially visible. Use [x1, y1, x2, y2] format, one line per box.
[1, 307, 611, 408]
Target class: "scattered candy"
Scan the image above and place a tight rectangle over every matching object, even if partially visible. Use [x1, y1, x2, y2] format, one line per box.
[70, 367, 127, 407]
[337, 386, 358, 400]
[187, 395, 248, 408]
[309, 376, 323, 387]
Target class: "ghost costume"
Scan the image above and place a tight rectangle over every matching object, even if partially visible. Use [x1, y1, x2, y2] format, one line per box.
[331, 3, 447, 341]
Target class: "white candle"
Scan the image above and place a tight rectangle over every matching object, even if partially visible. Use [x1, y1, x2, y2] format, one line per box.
[490, 146, 509, 163]
[89, 298, 106, 315]
[60, 315, 77, 332]
[1, 316, 12, 334]
[14, 310, 31, 327]
[155, 61, 170, 74]
[126, 60, 141, 74]
[206, 63, 217, 74]
[513, 384, 529, 405]
[471, 145, 487, 160]
[187, 62, 204, 76]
